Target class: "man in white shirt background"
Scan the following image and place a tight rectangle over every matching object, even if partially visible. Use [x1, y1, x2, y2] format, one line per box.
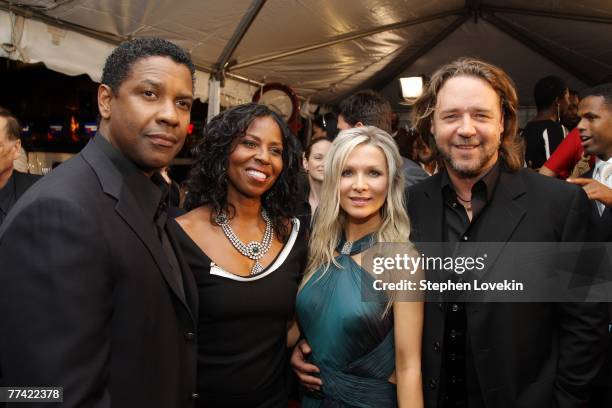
[567, 82, 612, 407]
[568, 83, 612, 217]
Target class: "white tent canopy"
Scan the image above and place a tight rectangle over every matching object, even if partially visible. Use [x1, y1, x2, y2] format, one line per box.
[1, 0, 611, 109]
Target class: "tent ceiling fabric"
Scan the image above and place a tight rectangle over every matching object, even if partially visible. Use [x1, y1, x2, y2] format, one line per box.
[1, 0, 612, 106]
[380, 19, 588, 109]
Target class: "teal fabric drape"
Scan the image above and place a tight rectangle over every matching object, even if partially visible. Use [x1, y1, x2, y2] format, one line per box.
[296, 234, 396, 407]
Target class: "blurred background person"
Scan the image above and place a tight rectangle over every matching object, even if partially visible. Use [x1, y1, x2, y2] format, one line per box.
[296, 126, 423, 408]
[312, 112, 338, 141]
[173, 103, 307, 408]
[567, 83, 612, 408]
[0, 107, 40, 226]
[297, 136, 332, 225]
[561, 89, 581, 131]
[12, 145, 29, 173]
[412, 132, 441, 176]
[339, 90, 428, 187]
[522, 75, 571, 169]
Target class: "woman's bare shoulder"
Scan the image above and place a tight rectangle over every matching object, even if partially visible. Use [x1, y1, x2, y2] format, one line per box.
[176, 206, 211, 235]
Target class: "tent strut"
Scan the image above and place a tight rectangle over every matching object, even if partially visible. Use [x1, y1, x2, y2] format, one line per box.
[214, 0, 267, 79]
[228, 9, 463, 71]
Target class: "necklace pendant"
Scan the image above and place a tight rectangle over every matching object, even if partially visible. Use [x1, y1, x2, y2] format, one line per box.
[246, 241, 262, 258]
[251, 261, 264, 275]
[341, 241, 353, 255]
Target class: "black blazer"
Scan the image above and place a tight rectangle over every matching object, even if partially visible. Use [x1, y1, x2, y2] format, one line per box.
[582, 168, 612, 242]
[580, 168, 612, 407]
[0, 140, 199, 407]
[12, 170, 41, 199]
[407, 168, 609, 408]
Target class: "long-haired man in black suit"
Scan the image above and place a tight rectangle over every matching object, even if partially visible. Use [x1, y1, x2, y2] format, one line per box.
[407, 58, 608, 408]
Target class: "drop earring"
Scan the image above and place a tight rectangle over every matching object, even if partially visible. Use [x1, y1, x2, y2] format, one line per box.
[557, 103, 560, 122]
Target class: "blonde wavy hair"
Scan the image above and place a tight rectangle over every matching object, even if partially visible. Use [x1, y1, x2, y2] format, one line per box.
[300, 126, 413, 289]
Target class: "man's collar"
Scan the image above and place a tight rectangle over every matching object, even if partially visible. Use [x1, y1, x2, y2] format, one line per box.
[94, 133, 143, 179]
[93, 133, 164, 221]
[595, 156, 612, 168]
[440, 161, 501, 202]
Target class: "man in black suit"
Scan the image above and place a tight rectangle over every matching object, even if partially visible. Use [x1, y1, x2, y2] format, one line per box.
[407, 58, 608, 407]
[291, 58, 609, 408]
[567, 83, 612, 407]
[0, 38, 199, 407]
[0, 107, 40, 226]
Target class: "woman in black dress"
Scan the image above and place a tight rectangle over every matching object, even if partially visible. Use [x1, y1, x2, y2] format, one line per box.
[171, 103, 305, 407]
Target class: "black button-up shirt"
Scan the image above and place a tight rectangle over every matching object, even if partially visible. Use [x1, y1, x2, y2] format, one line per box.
[439, 162, 500, 408]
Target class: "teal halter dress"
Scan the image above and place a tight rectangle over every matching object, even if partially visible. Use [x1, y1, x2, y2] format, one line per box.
[296, 234, 397, 407]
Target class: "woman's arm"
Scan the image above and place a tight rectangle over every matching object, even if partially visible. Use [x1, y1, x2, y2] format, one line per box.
[287, 318, 300, 348]
[394, 300, 424, 408]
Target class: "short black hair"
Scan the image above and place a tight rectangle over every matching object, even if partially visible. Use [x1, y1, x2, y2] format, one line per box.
[338, 90, 392, 133]
[0, 106, 21, 141]
[579, 83, 612, 106]
[533, 75, 567, 111]
[184, 103, 302, 242]
[101, 38, 196, 93]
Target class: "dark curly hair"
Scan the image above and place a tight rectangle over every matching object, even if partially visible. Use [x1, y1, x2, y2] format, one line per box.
[184, 103, 302, 242]
[101, 38, 196, 93]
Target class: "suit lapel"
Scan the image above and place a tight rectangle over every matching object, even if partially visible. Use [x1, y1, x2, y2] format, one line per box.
[409, 175, 443, 243]
[81, 141, 191, 315]
[471, 170, 527, 275]
[167, 220, 198, 323]
[583, 168, 612, 241]
[114, 187, 188, 308]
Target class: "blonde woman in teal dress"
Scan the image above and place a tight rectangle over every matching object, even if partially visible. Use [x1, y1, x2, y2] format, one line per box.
[295, 126, 424, 407]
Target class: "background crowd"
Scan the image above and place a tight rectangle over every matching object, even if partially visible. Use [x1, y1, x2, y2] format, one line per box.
[0, 38, 611, 408]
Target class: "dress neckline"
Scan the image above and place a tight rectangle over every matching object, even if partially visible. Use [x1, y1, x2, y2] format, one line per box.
[335, 232, 376, 256]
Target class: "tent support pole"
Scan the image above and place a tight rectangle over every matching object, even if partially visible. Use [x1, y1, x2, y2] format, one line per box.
[207, 77, 221, 122]
[214, 0, 267, 72]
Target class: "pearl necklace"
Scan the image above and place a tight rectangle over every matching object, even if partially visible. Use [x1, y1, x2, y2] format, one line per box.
[214, 210, 274, 275]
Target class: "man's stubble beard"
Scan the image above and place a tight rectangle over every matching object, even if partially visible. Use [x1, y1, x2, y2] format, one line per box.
[439, 140, 501, 179]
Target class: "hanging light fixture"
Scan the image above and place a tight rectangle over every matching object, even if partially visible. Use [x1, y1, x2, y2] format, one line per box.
[398, 76, 424, 102]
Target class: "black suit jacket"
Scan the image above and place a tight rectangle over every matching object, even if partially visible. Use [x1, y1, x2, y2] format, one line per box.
[407, 168, 609, 408]
[12, 170, 41, 199]
[582, 168, 612, 242]
[580, 168, 612, 407]
[0, 170, 40, 224]
[0, 140, 198, 407]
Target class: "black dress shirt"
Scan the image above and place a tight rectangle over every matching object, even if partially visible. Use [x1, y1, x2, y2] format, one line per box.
[439, 163, 500, 408]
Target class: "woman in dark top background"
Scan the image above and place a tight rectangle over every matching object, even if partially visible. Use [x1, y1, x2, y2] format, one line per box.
[296, 137, 332, 226]
[171, 103, 306, 407]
